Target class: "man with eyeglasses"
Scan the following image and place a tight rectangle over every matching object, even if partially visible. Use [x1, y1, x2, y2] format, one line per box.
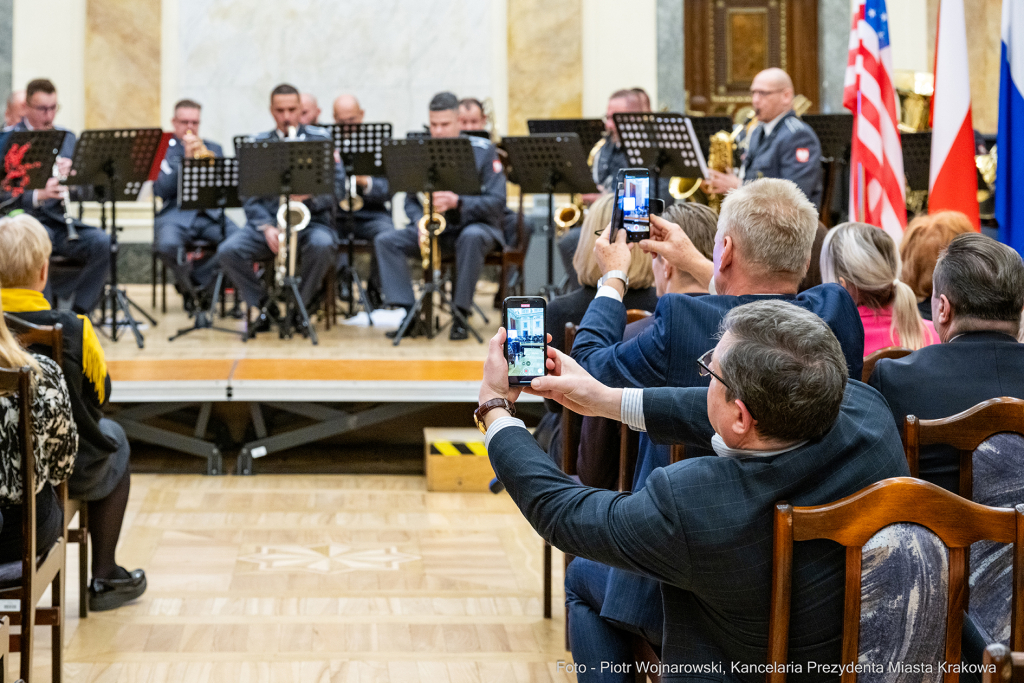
[705, 68, 823, 209]
[476, 299, 908, 680]
[0, 78, 110, 315]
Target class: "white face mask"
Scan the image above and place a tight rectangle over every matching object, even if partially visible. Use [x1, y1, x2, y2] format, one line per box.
[711, 432, 807, 459]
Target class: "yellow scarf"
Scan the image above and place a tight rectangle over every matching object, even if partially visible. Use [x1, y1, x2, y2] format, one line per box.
[1, 288, 108, 403]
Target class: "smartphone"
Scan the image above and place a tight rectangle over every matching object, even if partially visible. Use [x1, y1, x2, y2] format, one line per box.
[617, 168, 652, 243]
[503, 297, 548, 386]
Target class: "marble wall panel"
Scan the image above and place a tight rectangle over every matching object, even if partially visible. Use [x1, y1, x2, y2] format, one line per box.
[85, 0, 161, 129]
[657, 0, 684, 113]
[817, 0, 848, 113]
[178, 0, 498, 149]
[0, 0, 11, 109]
[965, 0, 1001, 134]
[506, 0, 581, 135]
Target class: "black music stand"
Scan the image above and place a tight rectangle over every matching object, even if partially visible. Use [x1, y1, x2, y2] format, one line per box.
[900, 132, 932, 218]
[612, 113, 708, 202]
[685, 116, 734, 161]
[237, 138, 335, 345]
[168, 157, 244, 341]
[527, 119, 606, 154]
[69, 128, 163, 348]
[382, 137, 482, 345]
[0, 130, 67, 210]
[803, 114, 854, 225]
[502, 133, 598, 295]
[329, 122, 392, 321]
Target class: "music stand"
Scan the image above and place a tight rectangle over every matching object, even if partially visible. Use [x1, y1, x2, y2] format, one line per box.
[382, 137, 482, 345]
[527, 119, 606, 154]
[612, 113, 708, 202]
[0, 130, 66, 206]
[803, 114, 854, 225]
[900, 131, 932, 217]
[501, 133, 598, 294]
[684, 116, 733, 161]
[329, 122, 392, 321]
[168, 157, 244, 341]
[69, 128, 163, 348]
[237, 138, 335, 345]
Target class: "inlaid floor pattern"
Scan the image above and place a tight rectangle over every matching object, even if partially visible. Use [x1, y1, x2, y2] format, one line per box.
[25, 475, 573, 682]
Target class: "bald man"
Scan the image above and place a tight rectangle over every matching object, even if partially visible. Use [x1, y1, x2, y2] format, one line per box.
[300, 93, 321, 126]
[705, 68, 823, 208]
[332, 93, 394, 305]
[3, 90, 26, 129]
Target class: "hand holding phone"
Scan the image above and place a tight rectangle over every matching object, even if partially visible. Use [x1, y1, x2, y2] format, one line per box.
[502, 297, 548, 386]
[612, 169, 664, 243]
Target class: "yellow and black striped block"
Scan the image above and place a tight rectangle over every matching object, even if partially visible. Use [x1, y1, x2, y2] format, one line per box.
[424, 428, 495, 492]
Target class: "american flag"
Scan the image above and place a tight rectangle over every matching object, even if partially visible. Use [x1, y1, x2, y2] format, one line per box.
[843, 0, 906, 240]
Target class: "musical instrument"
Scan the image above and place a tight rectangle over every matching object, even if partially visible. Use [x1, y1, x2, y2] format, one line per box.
[185, 129, 215, 160]
[273, 124, 310, 288]
[587, 137, 606, 171]
[338, 176, 364, 212]
[705, 128, 742, 212]
[553, 199, 582, 233]
[417, 192, 447, 272]
[52, 160, 79, 241]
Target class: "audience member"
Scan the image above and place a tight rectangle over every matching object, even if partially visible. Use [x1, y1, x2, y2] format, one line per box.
[899, 211, 975, 320]
[561, 178, 864, 676]
[869, 232, 1024, 493]
[821, 221, 938, 355]
[0, 214, 148, 610]
[0, 286, 77, 565]
[478, 300, 909, 678]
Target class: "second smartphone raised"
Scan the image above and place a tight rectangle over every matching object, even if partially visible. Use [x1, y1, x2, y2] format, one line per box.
[502, 297, 547, 386]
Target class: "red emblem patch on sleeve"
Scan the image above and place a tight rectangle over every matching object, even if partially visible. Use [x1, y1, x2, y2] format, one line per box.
[493, 159, 503, 174]
[796, 148, 810, 163]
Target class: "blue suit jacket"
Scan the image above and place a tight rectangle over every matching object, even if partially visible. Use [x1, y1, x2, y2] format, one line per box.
[868, 331, 1024, 493]
[740, 111, 824, 208]
[1, 120, 83, 228]
[489, 381, 909, 681]
[153, 136, 233, 230]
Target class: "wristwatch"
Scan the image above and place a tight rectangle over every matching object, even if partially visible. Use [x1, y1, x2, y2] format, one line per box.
[474, 398, 516, 434]
[598, 270, 629, 289]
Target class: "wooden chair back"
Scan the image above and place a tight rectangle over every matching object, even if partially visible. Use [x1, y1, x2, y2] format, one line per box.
[983, 644, 1024, 683]
[625, 309, 652, 325]
[562, 323, 580, 475]
[3, 314, 63, 367]
[768, 477, 1024, 683]
[861, 346, 912, 382]
[905, 396, 1024, 499]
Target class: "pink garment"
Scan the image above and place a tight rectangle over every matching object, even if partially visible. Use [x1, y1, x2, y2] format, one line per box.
[859, 304, 939, 357]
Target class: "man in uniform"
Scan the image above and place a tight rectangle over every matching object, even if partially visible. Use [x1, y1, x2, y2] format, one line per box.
[1, 78, 110, 315]
[706, 67, 823, 208]
[152, 99, 239, 311]
[3, 90, 25, 129]
[332, 93, 394, 305]
[300, 93, 322, 126]
[216, 84, 344, 334]
[374, 92, 506, 340]
[458, 98, 488, 132]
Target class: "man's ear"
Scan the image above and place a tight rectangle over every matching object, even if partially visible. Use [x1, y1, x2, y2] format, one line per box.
[719, 236, 734, 272]
[936, 294, 953, 326]
[730, 399, 757, 439]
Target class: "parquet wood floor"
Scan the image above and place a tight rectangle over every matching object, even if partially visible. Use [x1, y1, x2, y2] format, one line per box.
[22, 475, 573, 682]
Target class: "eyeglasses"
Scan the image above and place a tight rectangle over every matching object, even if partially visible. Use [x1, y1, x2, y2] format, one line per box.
[697, 348, 757, 420]
[29, 104, 59, 114]
[749, 88, 783, 98]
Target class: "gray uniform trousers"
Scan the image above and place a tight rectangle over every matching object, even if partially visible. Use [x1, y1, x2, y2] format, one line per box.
[374, 223, 498, 312]
[45, 222, 110, 314]
[154, 215, 239, 293]
[216, 223, 337, 308]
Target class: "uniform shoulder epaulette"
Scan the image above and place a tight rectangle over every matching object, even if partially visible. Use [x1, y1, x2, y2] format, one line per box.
[468, 136, 493, 150]
[785, 117, 806, 135]
[305, 124, 330, 137]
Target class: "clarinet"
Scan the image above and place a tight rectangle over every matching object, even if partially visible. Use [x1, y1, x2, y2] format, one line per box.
[52, 161, 79, 241]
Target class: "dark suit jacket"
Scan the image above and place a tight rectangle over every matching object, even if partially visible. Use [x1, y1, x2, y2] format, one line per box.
[740, 111, 824, 208]
[242, 125, 344, 229]
[868, 331, 1024, 492]
[403, 134, 507, 246]
[1, 121, 85, 230]
[489, 381, 909, 681]
[153, 137, 236, 231]
[572, 284, 864, 392]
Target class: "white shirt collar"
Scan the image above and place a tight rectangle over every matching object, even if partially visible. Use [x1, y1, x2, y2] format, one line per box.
[759, 110, 789, 139]
[710, 433, 807, 459]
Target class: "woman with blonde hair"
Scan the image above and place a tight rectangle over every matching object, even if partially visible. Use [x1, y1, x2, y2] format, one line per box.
[899, 211, 974, 320]
[0, 287, 78, 563]
[820, 222, 938, 355]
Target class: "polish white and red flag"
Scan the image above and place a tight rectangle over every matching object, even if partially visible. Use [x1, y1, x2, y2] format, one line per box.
[844, 0, 907, 242]
[929, 0, 980, 227]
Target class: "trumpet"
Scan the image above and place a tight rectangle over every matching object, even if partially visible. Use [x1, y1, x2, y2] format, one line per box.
[275, 199, 311, 288]
[553, 198, 582, 233]
[52, 160, 79, 241]
[417, 192, 447, 272]
[185, 129, 215, 160]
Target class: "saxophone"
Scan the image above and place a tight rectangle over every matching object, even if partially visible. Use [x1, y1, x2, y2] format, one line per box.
[705, 128, 743, 212]
[417, 192, 447, 272]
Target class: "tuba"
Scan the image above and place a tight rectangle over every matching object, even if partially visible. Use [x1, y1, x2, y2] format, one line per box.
[417, 192, 447, 272]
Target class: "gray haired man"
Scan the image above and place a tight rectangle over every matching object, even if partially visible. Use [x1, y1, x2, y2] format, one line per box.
[476, 300, 908, 680]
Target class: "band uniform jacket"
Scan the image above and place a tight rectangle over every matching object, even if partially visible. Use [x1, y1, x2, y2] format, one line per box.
[153, 136, 228, 231]
[1, 120, 87, 229]
[488, 381, 909, 681]
[241, 124, 346, 229]
[868, 331, 1024, 493]
[739, 110, 824, 208]
[591, 134, 672, 201]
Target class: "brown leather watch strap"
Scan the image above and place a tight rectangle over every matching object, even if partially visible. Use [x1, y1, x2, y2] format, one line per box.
[474, 398, 516, 433]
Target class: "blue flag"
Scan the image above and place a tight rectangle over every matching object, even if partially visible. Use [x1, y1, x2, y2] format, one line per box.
[997, 0, 1024, 251]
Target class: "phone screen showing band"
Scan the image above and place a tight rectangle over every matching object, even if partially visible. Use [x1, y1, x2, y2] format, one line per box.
[506, 305, 545, 380]
[621, 172, 650, 234]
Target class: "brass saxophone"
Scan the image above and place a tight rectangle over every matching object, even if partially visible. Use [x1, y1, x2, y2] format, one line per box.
[705, 130, 738, 212]
[417, 192, 447, 272]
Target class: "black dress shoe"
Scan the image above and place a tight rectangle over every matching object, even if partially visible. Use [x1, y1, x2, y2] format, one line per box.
[89, 568, 147, 611]
[449, 317, 469, 341]
[251, 311, 273, 334]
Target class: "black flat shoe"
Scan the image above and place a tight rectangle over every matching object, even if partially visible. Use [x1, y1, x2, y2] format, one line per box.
[449, 318, 469, 341]
[89, 568, 147, 611]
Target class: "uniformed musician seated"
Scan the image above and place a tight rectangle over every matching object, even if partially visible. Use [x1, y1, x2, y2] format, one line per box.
[0, 78, 110, 316]
[705, 67, 824, 208]
[153, 99, 239, 313]
[215, 83, 343, 335]
[374, 92, 506, 341]
[3, 89, 25, 129]
[300, 93, 322, 126]
[333, 93, 395, 306]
